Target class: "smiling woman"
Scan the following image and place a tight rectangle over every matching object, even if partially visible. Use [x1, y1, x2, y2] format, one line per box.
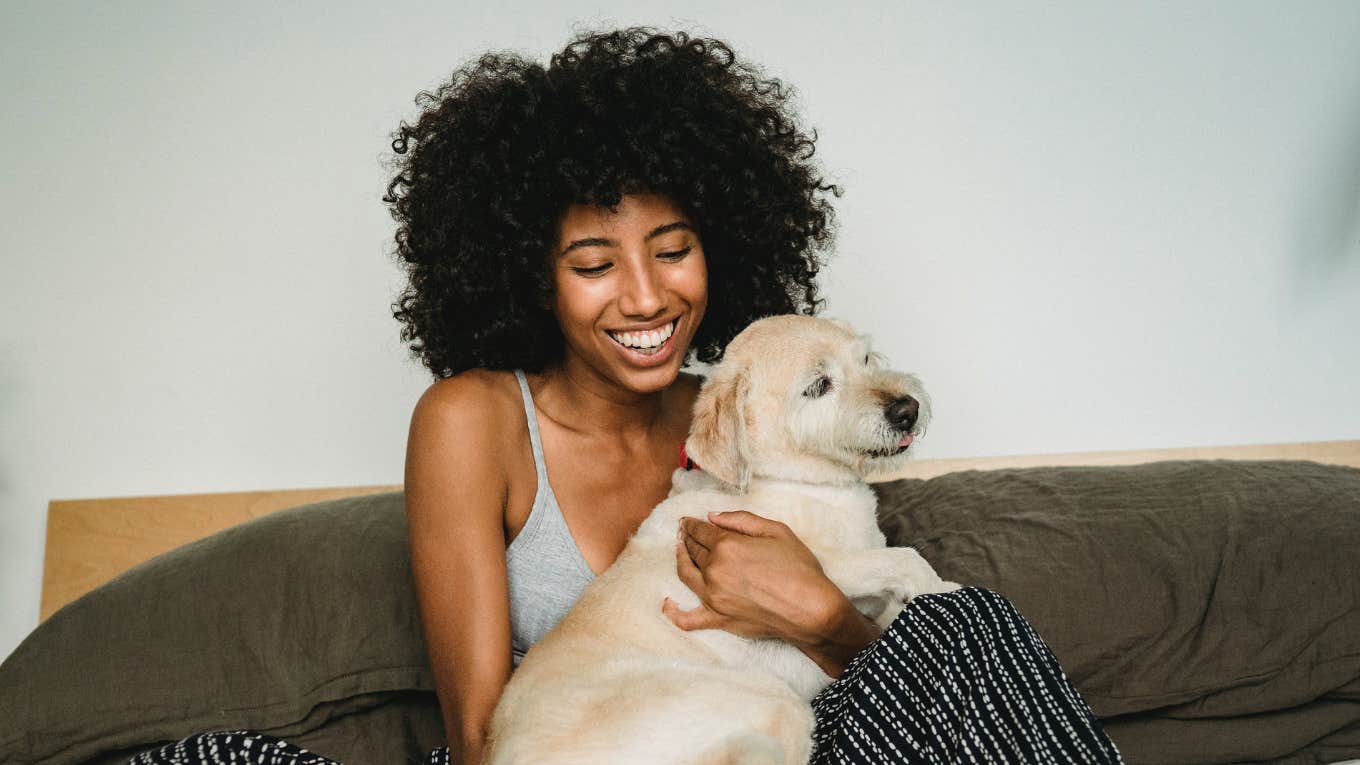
[129, 24, 1122, 765]
[382, 27, 854, 765]
[126, 25, 845, 765]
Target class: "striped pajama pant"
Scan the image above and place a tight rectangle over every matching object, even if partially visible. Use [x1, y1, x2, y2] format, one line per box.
[132, 587, 1122, 764]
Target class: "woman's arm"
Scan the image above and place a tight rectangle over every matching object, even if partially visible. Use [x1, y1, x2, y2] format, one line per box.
[661, 510, 882, 679]
[405, 374, 515, 764]
[789, 592, 883, 678]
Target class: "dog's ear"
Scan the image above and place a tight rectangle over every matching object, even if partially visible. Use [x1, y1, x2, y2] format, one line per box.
[685, 366, 752, 493]
[824, 317, 857, 334]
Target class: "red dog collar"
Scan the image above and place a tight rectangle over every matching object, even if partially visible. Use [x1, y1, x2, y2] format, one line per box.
[677, 441, 701, 471]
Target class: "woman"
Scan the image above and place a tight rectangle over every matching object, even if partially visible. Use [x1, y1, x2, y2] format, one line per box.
[135, 27, 1121, 765]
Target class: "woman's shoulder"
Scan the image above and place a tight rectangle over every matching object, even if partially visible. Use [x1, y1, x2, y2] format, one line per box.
[419, 367, 522, 409]
[412, 368, 524, 458]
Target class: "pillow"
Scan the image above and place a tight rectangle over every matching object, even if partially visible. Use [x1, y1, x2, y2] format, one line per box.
[0, 491, 440, 765]
[5, 461, 1357, 765]
[1098, 700, 1360, 765]
[874, 459, 1360, 762]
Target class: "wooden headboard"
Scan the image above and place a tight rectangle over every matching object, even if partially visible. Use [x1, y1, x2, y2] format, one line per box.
[41, 439, 1360, 620]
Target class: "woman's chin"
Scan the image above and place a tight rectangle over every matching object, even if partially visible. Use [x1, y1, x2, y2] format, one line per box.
[615, 358, 684, 393]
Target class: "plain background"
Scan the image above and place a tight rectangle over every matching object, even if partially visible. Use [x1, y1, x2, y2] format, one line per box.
[2, 1, 1357, 663]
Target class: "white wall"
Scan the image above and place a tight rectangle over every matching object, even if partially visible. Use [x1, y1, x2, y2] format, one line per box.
[3, 1, 1357, 662]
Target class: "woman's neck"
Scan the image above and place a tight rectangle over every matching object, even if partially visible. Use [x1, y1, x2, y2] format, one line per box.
[532, 358, 678, 442]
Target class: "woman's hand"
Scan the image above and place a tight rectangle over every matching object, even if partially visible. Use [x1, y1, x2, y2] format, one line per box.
[661, 510, 856, 649]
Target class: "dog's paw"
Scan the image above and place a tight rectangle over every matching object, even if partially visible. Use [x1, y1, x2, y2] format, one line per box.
[849, 593, 892, 622]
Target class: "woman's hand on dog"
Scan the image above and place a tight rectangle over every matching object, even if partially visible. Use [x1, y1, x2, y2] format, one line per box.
[662, 510, 853, 648]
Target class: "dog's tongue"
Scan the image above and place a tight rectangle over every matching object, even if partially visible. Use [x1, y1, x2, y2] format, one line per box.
[899, 434, 914, 447]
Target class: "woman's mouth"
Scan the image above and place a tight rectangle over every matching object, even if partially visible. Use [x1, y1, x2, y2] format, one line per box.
[606, 318, 680, 366]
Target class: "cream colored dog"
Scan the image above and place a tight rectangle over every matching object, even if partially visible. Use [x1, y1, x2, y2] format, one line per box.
[485, 314, 960, 765]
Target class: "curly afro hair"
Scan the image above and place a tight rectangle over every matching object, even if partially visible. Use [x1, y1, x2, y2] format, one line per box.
[384, 26, 843, 379]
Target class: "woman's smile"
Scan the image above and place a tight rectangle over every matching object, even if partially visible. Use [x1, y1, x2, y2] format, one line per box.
[605, 316, 681, 366]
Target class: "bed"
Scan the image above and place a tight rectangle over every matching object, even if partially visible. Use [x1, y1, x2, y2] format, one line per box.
[4, 439, 1359, 764]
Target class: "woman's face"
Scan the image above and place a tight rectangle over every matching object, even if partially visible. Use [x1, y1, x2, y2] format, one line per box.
[549, 191, 708, 394]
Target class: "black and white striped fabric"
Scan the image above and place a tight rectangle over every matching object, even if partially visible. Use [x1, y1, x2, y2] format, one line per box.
[132, 587, 1121, 765]
[129, 731, 335, 764]
[807, 586, 1122, 764]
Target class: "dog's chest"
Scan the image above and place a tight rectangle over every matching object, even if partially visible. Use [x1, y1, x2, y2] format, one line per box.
[641, 478, 885, 548]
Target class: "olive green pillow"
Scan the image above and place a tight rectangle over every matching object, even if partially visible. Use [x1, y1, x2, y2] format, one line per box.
[0, 491, 438, 765]
[874, 459, 1360, 763]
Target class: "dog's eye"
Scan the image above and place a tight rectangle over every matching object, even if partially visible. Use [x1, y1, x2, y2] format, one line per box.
[803, 375, 832, 398]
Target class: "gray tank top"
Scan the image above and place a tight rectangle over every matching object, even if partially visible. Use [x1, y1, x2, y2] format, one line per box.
[506, 369, 597, 667]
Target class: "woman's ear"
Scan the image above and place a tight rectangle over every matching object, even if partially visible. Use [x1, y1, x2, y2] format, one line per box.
[685, 365, 751, 493]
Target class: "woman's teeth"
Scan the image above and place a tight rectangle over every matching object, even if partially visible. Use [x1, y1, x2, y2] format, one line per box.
[608, 319, 676, 352]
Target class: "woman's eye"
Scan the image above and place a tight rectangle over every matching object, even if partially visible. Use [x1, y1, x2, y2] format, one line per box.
[572, 264, 611, 276]
[803, 375, 833, 398]
[658, 246, 692, 260]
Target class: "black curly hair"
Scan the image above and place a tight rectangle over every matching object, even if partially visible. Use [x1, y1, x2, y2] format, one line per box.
[384, 26, 842, 379]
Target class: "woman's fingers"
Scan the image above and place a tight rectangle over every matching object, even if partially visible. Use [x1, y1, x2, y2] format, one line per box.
[679, 511, 779, 564]
[661, 597, 725, 631]
[674, 539, 707, 595]
[679, 516, 723, 550]
[680, 526, 711, 568]
[704, 509, 787, 537]
[666, 539, 724, 631]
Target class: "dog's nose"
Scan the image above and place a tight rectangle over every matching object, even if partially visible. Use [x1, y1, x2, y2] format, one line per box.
[885, 396, 919, 431]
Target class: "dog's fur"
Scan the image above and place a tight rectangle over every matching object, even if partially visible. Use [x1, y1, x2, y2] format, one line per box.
[484, 315, 960, 765]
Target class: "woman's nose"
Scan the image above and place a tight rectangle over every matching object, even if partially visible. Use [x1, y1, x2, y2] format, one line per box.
[619, 260, 665, 318]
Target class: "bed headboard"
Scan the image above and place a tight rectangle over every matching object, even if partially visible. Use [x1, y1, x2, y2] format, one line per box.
[41, 439, 1360, 620]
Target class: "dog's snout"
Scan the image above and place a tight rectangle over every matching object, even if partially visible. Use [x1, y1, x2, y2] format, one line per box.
[885, 396, 919, 431]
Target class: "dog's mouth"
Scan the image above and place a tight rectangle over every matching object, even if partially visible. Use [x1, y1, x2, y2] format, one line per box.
[865, 433, 914, 458]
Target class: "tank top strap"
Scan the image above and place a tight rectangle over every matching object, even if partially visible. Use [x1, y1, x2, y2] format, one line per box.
[512, 369, 549, 485]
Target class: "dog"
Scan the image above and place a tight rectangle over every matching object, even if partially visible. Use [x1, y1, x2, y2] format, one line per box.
[484, 314, 961, 765]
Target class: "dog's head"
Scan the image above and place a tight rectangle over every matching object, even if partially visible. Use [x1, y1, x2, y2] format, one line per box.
[685, 315, 931, 491]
